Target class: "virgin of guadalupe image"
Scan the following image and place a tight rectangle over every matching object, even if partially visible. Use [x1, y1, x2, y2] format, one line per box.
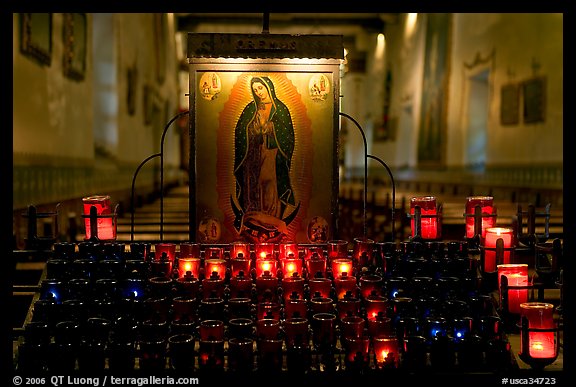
[231, 76, 300, 242]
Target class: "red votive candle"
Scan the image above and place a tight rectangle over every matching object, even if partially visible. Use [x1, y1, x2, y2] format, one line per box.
[365, 295, 389, 320]
[205, 246, 224, 260]
[327, 239, 349, 261]
[279, 242, 298, 260]
[257, 302, 281, 321]
[359, 274, 383, 299]
[343, 336, 370, 365]
[306, 254, 327, 278]
[309, 277, 332, 299]
[179, 243, 201, 258]
[177, 257, 201, 279]
[372, 335, 400, 368]
[410, 196, 439, 239]
[368, 315, 392, 338]
[484, 227, 514, 273]
[229, 275, 253, 299]
[352, 237, 374, 267]
[281, 257, 303, 278]
[331, 258, 353, 279]
[255, 273, 279, 303]
[255, 243, 276, 260]
[281, 276, 305, 301]
[498, 264, 529, 314]
[520, 302, 557, 359]
[82, 195, 116, 240]
[334, 274, 358, 300]
[204, 259, 227, 280]
[231, 258, 251, 278]
[155, 243, 176, 262]
[256, 258, 278, 278]
[465, 196, 496, 239]
[284, 298, 308, 319]
[230, 241, 250, 259]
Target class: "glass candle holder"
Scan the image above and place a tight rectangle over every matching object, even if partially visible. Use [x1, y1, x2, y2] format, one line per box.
[334, 274, 358, 300]
[229, 275, 253, 299]
[255, 243, 276, 260]
[483, 227, 514, 273]
[359, 274, 383, 300]
[40, 279, 64, 303]
[168, 333, 195, 371]
[201, 277, 226, 299]
[281, 276, 305, 301]
[199, 319, 225, 341]
[372, 334, 400, 369]
[198, 339, 224, 370]
[284, 298, 308, 319]
[306, 255, 327, 279]
[256, 318, 281, 340]
[352, 237, 374, 268]
[312, 312, 337, 349]
[284, 317, 309, 349]
[281, 257, 303, 278]
[257, 301, 281, 321]
[204, 258, 227, 280]
[82, 195, 116, 240]
[154, 242, 176, 262]
[365, 295, 389, 320]
[343, 336, 370, 368]
[171, 296, 197, 322]
[227, 297, 252, 319]
[367, 314, 392, 338]
[199, 297, 225, 321]
[205, 246, 224, 260]
[337, 296, 361, 319]
[257, 338, 283, 372]
[279, 242, 299, 260]
[227, 317, 254, 340]
[121, 278, 146, 300]
[327, 239, 349, 261]
[498, 263, 529, 314]
[255, 273, 279, 303]
[309, 277, 332, 299]
[231, 258, 251, 278]
[129, 242, 150, 261]
[175, 276, 200, 299]
[255, 258, 278, 278]
[230, 241, 250, 260]
[410, 196, 439, 240]
[310, 297, 334, 315]
[465, 196, 496, 239]
[177, 257, 201, 279]
[178, 242, 201, 258]
[331, 258, 353, 279]
[228, 337, 254, 372]
[519, 302, 558, 366]
[340, 315, 365, 340]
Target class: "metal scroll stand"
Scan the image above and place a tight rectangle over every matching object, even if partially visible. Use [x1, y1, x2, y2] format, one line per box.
[339, 112, 396, 242]
[130, 110, 189, 242]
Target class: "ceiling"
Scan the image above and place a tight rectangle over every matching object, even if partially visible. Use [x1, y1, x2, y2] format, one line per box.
[176, 13, 400, 35]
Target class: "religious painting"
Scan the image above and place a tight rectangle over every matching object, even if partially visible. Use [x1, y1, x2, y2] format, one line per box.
[62, 13, 87, 81]
[522, 76, 546, 124]
[19, 13, 52, 66]
[417, 13, 452, 166]
[500, 83, 520, 125]
[190, 66, 340, 244]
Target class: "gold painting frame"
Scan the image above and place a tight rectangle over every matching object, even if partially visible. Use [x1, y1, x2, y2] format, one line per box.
[187, 33, 343, 244]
